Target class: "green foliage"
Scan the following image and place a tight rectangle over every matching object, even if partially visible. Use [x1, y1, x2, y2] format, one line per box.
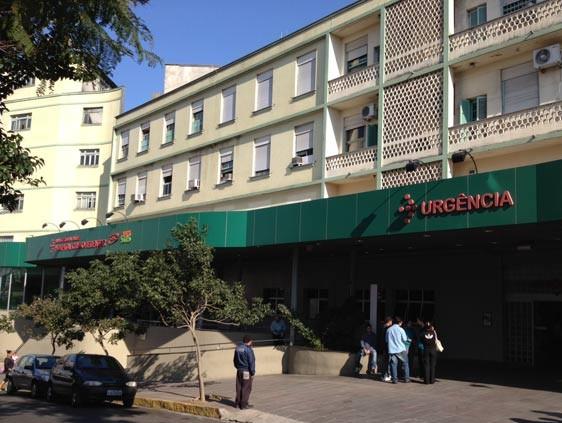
[0, 313, 15, 334]
[64, 253, 144, 354]
[17, 297, 84, 355]
[139, 219, 269, 400]
[277, 304, 324, 351]
[0, 0, 160, 209]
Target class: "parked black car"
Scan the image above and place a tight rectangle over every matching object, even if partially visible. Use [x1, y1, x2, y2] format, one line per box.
[47, 354, 137, 408]
[5, 354, 59, 398]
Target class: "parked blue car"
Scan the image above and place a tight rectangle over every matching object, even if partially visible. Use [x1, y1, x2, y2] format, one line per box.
[6, 354, 59, 398]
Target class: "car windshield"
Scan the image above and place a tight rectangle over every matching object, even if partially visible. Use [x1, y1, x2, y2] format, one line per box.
[35, 357, 58, 369]
[76, 355, 121, 370]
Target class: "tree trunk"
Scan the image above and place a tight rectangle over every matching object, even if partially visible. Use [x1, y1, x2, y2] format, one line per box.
[51, 336, 56, 355]
[190, 326, 205, 402]
[95, 330, 109, 355]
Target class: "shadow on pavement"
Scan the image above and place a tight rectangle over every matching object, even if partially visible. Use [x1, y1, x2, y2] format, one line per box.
[437, 360, 562, 393]
[511, 410, 562, 423]
[0, 392, 149, 423]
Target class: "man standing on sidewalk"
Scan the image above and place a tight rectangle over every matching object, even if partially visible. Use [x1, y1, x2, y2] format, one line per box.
[385, 317, 410, 384]
[233, 335, 256, 409]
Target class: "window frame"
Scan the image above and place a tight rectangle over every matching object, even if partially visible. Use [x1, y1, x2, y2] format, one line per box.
[82, 107, 103, 125]
[10, 113, 32, 132]
[116, 178, 126, 208]
[296, 51, 317, 97]
[253, 136, 271, 177]
[163, 112, 175, 144]
[160, 165, 173, 197]
[467, 4, 487, 28]
[75, 192, 97, 210]
[190, 100, 204, 135]
[188, 156, 201, 188]
[294, 122, 314, 159]
[136, 173, 147, 201]
[120, 130, 130, 159]
[345, 36, 368, 74]
[139, 122, 150, 153]
[79, 149, 100, 167]
[221, 86, 236, 124]
[255, 69, 273, 111]
[219, 147, 234, 183]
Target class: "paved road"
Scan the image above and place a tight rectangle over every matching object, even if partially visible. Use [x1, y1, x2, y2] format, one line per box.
[0, 393, 213, 423]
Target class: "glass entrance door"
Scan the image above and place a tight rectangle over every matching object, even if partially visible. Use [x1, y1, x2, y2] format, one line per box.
[533, 301, 562, 373]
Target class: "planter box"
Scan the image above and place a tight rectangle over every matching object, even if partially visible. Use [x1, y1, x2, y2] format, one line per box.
[288, 346, 368, 377]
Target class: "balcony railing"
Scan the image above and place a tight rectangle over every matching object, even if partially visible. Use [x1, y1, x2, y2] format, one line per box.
[325, 146, 377, 178]
[450, 0, 562, 60]
[448, 101, 562, 151]
[327, 65, 378, 103]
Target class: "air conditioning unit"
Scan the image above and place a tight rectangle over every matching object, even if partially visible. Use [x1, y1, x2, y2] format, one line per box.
[291, 156, 304, 167]
[533, 44, 561, 70]
[133, 193, 145, 203]
[221, 173, 233, 183]
[187, 179, 200, 191]
[362, 103, 378, 121]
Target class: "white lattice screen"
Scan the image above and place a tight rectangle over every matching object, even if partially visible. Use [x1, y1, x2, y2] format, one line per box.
[382, 72, 443, 164]
[385, 0, 443, 80]
[381, 161, 442, 189]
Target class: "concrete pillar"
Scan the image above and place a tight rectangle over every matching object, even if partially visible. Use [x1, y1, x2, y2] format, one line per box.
[290, 246, 299, 345]
[58, 266, 66, 297]
[22, 270, 28, 305]
[40, 268, 45, 298]
[6, 273, 13, 311]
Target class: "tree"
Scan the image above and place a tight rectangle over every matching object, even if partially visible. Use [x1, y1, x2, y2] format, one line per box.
[0, 0, 159, 209]
[139, 220, 270, 402]
[17, 297, 84, 355]
[0, 313, 15, 334]
[64, 253, 144, 355]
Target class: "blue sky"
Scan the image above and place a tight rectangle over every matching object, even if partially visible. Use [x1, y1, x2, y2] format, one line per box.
[112, 0, 356, 111]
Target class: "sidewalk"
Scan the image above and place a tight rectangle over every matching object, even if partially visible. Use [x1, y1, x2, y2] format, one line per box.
[136, 370, 562, 423]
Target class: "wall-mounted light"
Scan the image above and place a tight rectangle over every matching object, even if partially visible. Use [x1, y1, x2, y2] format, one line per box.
[80, 217, 103, 226]
[405, 160, 423, 172]
[58, 220, 80, 229]
[105, 210, 129, 223]
[41, 222, 60, 232]
[451, 149, 479, 174]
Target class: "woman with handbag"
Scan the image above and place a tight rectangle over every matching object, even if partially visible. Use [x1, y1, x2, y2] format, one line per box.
[421, 323, 439, 384]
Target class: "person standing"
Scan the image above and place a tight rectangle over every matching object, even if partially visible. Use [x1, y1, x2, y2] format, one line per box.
[233, 335, 256, 409]
[378, 317, 394, 382]
[421, 322, 438, 384]
[270, 315, 287, 345]
[354, 324, 378, 376]
[385, 317, 410, 383]
[0, 350, 14, 391]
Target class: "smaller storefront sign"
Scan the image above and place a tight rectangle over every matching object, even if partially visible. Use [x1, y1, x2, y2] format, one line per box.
[49, 230, 133, 252]
[398, 191, 515, 224]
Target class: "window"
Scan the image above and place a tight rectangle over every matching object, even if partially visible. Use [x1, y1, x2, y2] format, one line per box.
[468, 4, 487, 28]
[79, 149, 100, 166]
[296, 51, 316, 96]
[346, 36, 368, 73]
[373, 46, 381, 66]
[256, 69, 273, 111]
[219, 148, 234, 183]
[139, 122, 150, 152]
[263, 288, 285, 309]
[355, 289, 370, 316]
[190, 100, 204, 134]
[161, 165, 173, 197]
[117, 178, 126, 208]
[295, 123, 314, 161]
[253, 136, 271, 177]
[305, 288, 328, 319]
[136, 173, 147, 201]
[75, 192, 96, 210]
[82, 107, 103, 125]
[460, 95, 487, 124]
[503, 0, 535, 15]
[82, 79, 110, 92]
[0, 196, 24, 213]
[343, 115, 378, 152]
[188, 157, 201, 189]
[120, 131, 129, 159]
[163, 112, 175, 144]
[501, 62, 538, 114]
[0, 236, 14, 243]
[221, 86, 236, 123]
[23, 78, 35, 87]
[10, 113, 32, 131]
[394, 289, 435, 323]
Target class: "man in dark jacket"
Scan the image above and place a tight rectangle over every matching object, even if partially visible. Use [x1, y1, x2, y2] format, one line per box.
[233, 335, 255, 409]
[1, 350, 14, 391]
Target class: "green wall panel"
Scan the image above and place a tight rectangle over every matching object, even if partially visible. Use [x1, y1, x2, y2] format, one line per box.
[0, 242, 32, 268]
[23, 160, 562, 265]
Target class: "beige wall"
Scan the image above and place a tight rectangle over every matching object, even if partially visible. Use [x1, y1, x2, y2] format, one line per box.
[163, 64, 219, 93]
[0, 84, 122, 241]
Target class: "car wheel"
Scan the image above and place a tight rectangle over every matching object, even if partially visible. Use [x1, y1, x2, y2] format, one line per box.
[5, 379, 16, 395]
[71, 389, 82, 408]
[122, 397, 134, 408]
[30, 381, 39, 399]
[46, 384, 56, 402]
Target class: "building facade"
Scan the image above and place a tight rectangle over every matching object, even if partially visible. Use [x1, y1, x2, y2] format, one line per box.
[0, 78, 123, 241]
[1, 0, 562, 371]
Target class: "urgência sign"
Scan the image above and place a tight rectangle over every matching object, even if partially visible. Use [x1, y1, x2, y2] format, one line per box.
[399, 191, 514, 224]
[49, 230, 133, 252]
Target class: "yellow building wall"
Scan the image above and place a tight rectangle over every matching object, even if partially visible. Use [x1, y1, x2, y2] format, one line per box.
[0, 84, 122, 241]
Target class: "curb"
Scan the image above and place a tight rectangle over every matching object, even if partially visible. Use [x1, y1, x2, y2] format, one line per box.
[134, 396, 222, 419]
